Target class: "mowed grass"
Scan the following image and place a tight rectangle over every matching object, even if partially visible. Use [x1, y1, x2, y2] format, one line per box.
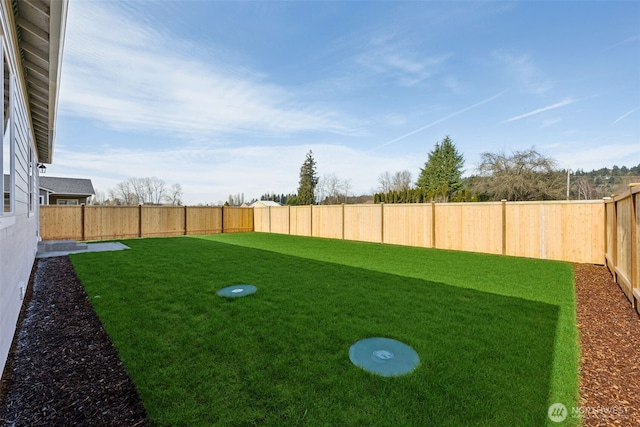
[71, 233, 578, 426]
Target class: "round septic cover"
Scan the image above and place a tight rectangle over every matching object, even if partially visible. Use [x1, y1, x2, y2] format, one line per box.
[217, 284, 257, 298]
[349, 337, 419, 377]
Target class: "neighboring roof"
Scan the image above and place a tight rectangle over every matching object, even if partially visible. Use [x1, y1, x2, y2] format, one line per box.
[251, 200, 282, 207]
[12, 0, 69, 163]
[40, 176, 95, 196]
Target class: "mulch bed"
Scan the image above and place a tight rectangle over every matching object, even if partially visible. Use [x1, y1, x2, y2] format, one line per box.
[0, 257, 638, 426]
[0, 257, 148, 427]
[575, 263, 640, 426]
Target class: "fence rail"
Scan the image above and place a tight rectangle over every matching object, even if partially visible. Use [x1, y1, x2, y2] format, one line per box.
[40, 205, 254, 241]
[254, 201, 605, 265]
[605, 184, 639, 312]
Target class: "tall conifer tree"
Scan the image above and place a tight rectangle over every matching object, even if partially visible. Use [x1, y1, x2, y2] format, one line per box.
[297, 150, 319, 205]
[416, 136, 465, 202]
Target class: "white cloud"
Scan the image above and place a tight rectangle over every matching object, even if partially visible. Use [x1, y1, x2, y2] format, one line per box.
[381, 113, 408, 127]
[356, 35, 449, 87]
[551, 142, 640, 171]
[442, 76, 465, 95]
[541, 118, 562, 128]
[59, 1, 363, 140]
[46, 144, 422, 205]
[493, 51, 552, 95]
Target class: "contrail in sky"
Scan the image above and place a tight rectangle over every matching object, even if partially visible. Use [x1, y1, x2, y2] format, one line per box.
[610, 106, 640, 126]
[605, 34, 640, 50]
[368, 91, 505, 152]
[500, 98, 574, 123]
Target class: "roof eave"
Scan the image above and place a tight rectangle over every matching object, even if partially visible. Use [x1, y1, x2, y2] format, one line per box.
[42, 0, 68, 164]
[46, 192, 93, 197]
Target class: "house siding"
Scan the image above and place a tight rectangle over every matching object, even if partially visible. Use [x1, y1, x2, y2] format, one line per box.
[0, 7, 42, 375]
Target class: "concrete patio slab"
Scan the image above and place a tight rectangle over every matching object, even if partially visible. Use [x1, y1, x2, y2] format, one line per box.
[36, 242, 130, 258]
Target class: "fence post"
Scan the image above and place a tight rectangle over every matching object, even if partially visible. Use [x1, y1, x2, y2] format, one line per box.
[612, 197, 618, 283]
[221, 206, 225, 233]
[184, 205, 188, 235]
[604, 198, 609, 268]
[310, 205, 313, 237]
[81, 203, 85, 242]
[501, 199, 507, 255]
[268, 206, 271, 233]
[630, 186, 638, 309]
[138, 204, 142, 238]
[288, 205, 291, 235]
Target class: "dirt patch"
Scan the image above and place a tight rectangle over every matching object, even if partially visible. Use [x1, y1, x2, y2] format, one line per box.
[0, 257, 638, 426]
[0, 256, 148, 426]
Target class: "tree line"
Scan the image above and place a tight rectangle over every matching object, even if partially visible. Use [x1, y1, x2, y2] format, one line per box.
[571, 164, 640, 199]
[92, 177, 183, 206]
[97, 141, 637, 206]
[283, 137, 638, 206]
[288, 137, 572, 205]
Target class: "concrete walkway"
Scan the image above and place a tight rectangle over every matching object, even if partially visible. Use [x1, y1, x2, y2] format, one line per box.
[36, 242, 130, 258]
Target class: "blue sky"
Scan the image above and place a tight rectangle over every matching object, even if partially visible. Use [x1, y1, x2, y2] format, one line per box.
[51, 1, 639, 205]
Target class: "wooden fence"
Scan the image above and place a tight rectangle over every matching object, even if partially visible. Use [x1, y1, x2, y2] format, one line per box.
[605, 184, 639, 312]
[40, 205, 254, 241]
[254, 200, 605, 264]
[40, 196, 639, 311]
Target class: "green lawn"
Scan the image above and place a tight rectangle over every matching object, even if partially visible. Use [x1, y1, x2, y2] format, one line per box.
[71, 233, 579, 426]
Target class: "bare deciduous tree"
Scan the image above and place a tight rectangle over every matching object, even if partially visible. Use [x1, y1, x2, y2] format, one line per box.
[107, 177, 180, 205]
[378, 171, 393, 193]
[146, 177, 167, 205]
[341, 178, 352, 204]
[318, 173, 342, 205]
[392, 170, 412, 192]
[129, 177, 167, 205]
[166, 183, 183, 206]
[110, 180, 139, 205]
[471, 147, 565, 201]
[378, 170, 412, 193]
[91, 189, 107, 205]
[227, 193, 245, 206]
[318, 174, 352, 204]
[573, 176, 595, 200]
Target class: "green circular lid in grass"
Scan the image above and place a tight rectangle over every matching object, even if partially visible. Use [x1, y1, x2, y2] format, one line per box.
[349, 337, 419, 377]
[217, 284, 257, 298]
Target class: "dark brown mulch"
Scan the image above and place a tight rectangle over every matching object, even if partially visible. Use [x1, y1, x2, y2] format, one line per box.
[0, 256, 148, 427]
[0, 257, 639, 426]
[575, 263, 640, 426]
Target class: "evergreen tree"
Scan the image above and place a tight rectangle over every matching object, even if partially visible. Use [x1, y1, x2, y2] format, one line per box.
[416, 136, 465, 202]
[296, 150, 319, 205]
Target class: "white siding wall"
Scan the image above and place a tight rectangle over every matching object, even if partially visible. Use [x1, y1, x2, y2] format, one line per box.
[0, 7, 41, 375]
